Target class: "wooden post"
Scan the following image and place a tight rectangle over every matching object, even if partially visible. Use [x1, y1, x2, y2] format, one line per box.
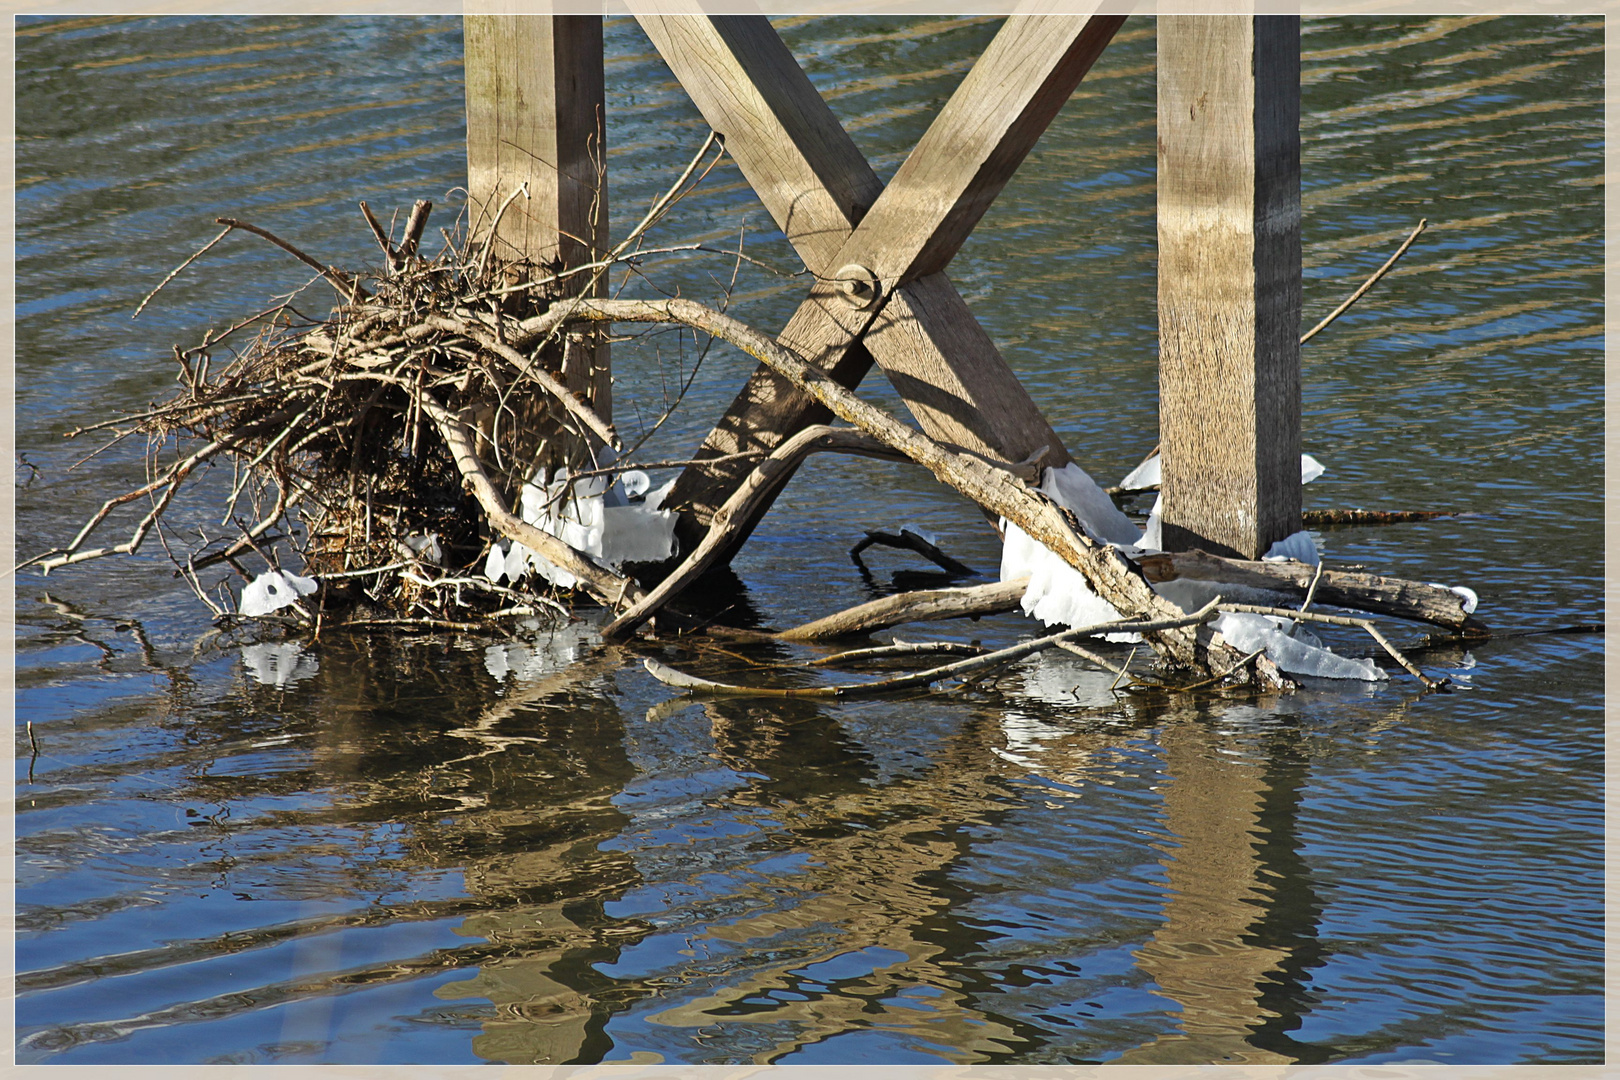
[1156, 16, 1301, 559]
[464, 14, 610, 466]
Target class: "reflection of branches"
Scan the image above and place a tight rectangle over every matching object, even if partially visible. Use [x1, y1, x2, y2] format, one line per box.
[626, 705, 1121, 1062]
[433, 634, 624, 774]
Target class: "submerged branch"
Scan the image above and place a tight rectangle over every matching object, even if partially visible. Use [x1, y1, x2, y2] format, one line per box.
[645, 599, 1223, 699]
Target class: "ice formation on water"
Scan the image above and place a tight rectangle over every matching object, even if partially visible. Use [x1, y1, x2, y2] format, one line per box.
[485, 463, 677, 588]
[1435, 583, 1478, 614]
[239, 569, 318, 617]
[1117, 451, 1324, 492]
[999, 462, 1139, 635]
[1136, 454, 1325, 553]
[1264, 530, 1320, 566]
[998, 453, 1400, 680]
[1212, 611, 1386, 681]
[240, 641, 319, 687]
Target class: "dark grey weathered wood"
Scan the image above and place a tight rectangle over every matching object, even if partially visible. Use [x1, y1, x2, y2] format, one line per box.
[1135, 548, 1485, 634]
[1156, 15, 1301, 559]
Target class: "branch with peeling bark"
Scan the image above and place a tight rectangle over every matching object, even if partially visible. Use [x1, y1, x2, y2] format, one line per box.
[530, 296, 1237, 674]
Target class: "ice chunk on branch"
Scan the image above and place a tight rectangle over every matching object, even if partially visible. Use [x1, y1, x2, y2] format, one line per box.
[239, 569, 317, 617]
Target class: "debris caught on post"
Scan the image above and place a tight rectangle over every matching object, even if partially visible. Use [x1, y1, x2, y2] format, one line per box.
[23, 148, 1479, 698]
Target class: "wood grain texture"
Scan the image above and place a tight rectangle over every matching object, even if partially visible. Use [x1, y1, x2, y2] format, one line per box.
[636, 14, 882, 275]
[465, 15, 607, 273]
[464, 14, 611, 453]
[1156, 15, 1301, 559]
[637, 14, 1122, 557]
[840, 14, 1125, 286]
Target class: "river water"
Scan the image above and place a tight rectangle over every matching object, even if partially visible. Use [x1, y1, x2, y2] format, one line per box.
[13, 15, 1604, 1066]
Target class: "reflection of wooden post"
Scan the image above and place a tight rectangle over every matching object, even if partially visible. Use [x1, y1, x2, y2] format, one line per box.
[1157, 16, 1300, 559]
[1116, 719, 1293, 1064]
[464, 14, 610, 464]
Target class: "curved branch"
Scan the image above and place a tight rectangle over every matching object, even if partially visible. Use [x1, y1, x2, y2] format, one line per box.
[414, 391, 644, 613]
[422, 316, 619, 451]
[524, 296, 1230, 673]
[601, 425, 902, 638]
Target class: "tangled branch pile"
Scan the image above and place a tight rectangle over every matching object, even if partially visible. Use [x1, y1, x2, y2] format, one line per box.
[30, 195, 683, 630]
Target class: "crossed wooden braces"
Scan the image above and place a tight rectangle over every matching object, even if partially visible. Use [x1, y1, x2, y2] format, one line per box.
[635, 14, 1127, 558]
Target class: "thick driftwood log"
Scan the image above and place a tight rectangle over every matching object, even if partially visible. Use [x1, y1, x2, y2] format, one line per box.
[531, 297, 1238, 674]
[600, 425, 903, 639]
[1138, 549, 1488, 635]
[777, 578, 1029, 641]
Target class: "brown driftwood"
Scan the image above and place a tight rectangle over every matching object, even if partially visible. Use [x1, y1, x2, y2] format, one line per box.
[646, 599, 1222, 699]
[600, 425, 903, 638]
[537, 296, 1244, 674]
[777, 578, 1028, 642]
[1137, 549, 1487, 636]
[417, 392, 644, 613]
[801, 641, 985, 667]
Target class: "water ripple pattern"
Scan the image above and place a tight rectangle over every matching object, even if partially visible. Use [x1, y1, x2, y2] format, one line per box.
[14, 15, 1602, 1066]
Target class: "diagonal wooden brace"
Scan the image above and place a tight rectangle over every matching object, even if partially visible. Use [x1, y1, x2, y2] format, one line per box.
[637, 13, 1124, 558]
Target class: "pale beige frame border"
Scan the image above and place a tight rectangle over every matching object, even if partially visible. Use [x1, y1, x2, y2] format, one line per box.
[0, 3, 1610, 1078]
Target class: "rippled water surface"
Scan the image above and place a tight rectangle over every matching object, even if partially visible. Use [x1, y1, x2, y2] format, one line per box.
[14, 15, 1604, 1066]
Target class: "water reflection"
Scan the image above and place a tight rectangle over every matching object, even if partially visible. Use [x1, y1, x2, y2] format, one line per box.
[621, 698, 1034, 1063]
[1114, 712, 1326, 1063]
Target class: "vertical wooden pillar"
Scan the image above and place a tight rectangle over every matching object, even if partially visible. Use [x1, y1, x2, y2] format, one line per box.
[464, 13, 610, 449]
[1156, 16, 1301, 559]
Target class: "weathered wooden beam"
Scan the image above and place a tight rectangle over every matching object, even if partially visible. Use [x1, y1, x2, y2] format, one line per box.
[833, 14, 1125, 289]
[1156, 16, 1302, 559]
[464, 14, 610, 438]
[633, 15, 882, 274]
[638, 15, 1120, 558]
